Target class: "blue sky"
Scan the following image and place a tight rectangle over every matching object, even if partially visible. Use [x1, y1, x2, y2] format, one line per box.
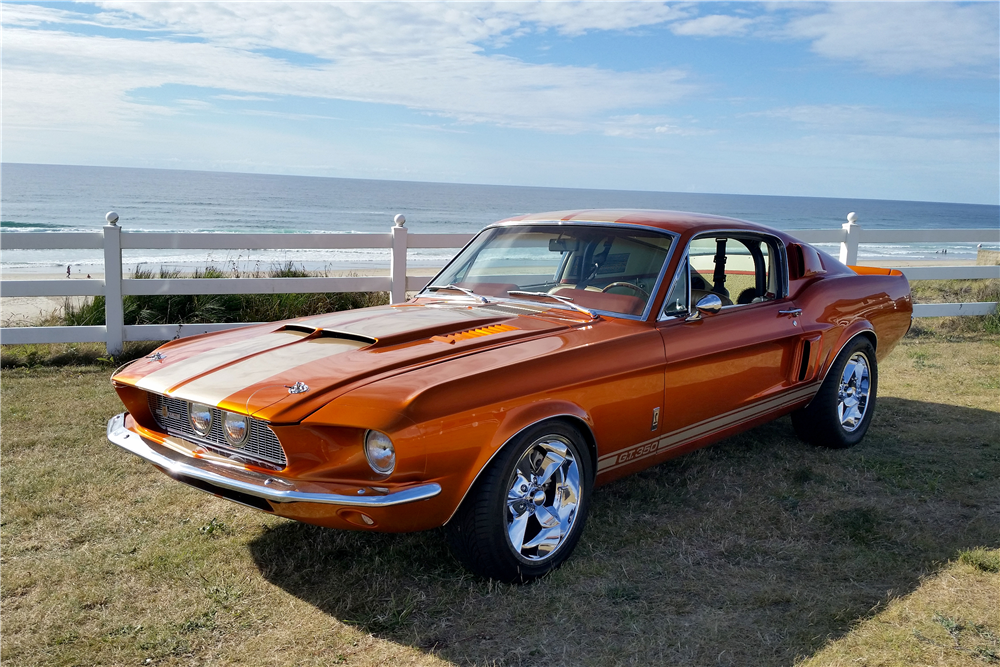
[2, 1, 998, 204]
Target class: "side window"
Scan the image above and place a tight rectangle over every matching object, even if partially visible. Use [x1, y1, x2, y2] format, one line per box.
[686, 234, 783, 309]
[724, 239, 761, 305]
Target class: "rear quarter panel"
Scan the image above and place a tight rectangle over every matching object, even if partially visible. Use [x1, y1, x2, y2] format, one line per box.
[794, 269, 912, 377]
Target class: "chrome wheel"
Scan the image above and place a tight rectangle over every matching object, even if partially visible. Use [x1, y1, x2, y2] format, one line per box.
[504, 435, 582, 562]
[837, 352, 871, 432]
[792, 337, 877, 449]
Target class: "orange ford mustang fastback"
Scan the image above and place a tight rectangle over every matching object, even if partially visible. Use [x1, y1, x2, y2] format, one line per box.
[108, 209, 912, 582]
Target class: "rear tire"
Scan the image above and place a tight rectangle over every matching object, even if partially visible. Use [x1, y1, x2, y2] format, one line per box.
[792, 337, 877, 449]
[446, 422, 592, 583]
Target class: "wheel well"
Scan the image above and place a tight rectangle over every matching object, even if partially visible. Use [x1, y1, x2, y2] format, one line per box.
[548, 415, 598, 474]
[857, 330, 877, 351]
[499, 414, 598, 478]
[816, 329, 878, 388]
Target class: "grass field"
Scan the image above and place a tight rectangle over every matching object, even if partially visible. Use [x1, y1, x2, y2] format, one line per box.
[2, 327, 998, 666]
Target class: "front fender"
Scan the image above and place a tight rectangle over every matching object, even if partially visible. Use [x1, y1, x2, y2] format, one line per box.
[436, 399, 596, 525]
[489, 400, 593, 457]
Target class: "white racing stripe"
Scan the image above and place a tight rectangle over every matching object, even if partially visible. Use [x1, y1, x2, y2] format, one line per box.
[136, 329, 308, 396]
[161, 338, 368, 407]
[597, 384, 819, 473]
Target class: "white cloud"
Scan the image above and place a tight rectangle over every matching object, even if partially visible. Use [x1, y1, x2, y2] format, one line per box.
[671, 15, 755, 37]
[601, 114, 709, 138]
[753, 105, 997, 139]
[509, 1, 685, 37]
[214, 94, 274, 102]
[2, 2, 695, 135]
[2, 2, 139, 29]
[786, 2, 999, 76]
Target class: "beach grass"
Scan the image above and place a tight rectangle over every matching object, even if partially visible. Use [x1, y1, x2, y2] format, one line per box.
[2, 331, 997, 666]
[1, 262, 389, 368]
[63, 263, 389, 328]
[909, 278, 1000, 335]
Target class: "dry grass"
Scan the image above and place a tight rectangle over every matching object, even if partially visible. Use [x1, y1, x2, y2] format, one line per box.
[800, 555, 999, 666]
[909, 279, 999, 306]
[2, 333, 998, 666]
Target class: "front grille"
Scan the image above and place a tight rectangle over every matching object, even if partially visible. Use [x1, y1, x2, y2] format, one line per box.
[147, 393, 287, 468]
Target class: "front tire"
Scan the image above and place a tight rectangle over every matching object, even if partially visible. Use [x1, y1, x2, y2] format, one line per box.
[792, 337, 877, 449]
[446, 422, 592, 583]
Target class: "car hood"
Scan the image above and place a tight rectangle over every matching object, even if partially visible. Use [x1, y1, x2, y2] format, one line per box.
[114, 300, 589, 423]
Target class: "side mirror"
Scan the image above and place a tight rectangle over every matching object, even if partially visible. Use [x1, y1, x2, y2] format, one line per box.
[685, 294, 723, 321]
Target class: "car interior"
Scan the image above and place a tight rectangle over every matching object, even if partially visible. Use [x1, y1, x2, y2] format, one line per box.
[661, 234, 782, 318]
[435, 225, 675, 317]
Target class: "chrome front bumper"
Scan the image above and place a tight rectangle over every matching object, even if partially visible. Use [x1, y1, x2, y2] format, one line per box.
[106, 412, 441, 507]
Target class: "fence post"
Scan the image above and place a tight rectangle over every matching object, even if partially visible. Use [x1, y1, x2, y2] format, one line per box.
[103, 211, 125, 357]
[839, 211, 861, 265]
[390, 214, 408, 304]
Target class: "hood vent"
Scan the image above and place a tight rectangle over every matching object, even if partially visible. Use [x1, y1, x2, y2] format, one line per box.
[432, 324, 520, 345]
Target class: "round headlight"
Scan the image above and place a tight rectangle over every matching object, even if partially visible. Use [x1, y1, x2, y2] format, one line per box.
[188, 402, 213, 436]
[223, 411, 249, 447]
[364, 430, 396, 474]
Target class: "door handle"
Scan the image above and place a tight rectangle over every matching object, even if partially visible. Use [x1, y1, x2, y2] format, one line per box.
[779, 308, 802, 317]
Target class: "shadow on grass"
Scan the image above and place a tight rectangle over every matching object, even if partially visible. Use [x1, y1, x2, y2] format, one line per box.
[249, 398, 1000, 666]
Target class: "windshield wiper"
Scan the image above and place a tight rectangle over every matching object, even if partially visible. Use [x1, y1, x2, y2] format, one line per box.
[506, 290, 600, 320]
[425, 284, 491, 304]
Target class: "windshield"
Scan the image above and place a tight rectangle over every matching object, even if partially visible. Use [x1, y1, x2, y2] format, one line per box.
[425, 224, 674, 317]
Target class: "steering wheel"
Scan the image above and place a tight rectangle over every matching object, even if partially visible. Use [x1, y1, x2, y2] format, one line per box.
[601, 282, 649, 300]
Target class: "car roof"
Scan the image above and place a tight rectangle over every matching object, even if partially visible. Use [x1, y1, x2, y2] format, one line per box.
[497, 209, 776, 237]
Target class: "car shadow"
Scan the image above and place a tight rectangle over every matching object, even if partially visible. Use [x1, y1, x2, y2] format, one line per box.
[248, 397, 1000, 666]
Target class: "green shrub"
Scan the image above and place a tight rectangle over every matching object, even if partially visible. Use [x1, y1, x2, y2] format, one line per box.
[63, 263, 389, 327]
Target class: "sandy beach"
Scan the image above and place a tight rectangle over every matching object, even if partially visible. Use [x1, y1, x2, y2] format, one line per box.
[1, 272, 104, 326]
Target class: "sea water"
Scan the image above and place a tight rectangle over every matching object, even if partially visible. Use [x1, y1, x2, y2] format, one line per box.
[2, 163, 997, 275]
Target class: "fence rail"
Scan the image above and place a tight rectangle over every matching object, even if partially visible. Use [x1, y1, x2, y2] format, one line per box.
[2, 212, 997, 355]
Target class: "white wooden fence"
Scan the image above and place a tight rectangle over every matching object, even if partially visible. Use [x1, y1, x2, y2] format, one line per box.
[1, 212, 997, 355]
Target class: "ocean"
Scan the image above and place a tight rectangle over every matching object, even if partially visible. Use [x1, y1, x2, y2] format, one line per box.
[2, 163, 998, 275]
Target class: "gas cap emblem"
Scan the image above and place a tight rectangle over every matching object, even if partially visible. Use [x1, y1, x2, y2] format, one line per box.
[286, 381, 309, 394]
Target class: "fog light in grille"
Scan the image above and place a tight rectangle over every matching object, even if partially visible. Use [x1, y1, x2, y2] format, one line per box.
[188, 402, 213, 436]
[364, 430, 396, 474]
[223, 411, 249, 447]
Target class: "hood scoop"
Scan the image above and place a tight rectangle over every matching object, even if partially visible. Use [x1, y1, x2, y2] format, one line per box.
[277, 324, 376, 346]
[431, 323, 520, 345]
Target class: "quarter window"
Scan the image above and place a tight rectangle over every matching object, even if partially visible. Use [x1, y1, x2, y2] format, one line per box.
[662, 259, 689, 317]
